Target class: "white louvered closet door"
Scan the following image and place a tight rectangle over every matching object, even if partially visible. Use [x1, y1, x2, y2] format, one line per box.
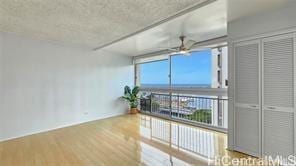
[234, 40, 261, 157]
[262, 33, 295, 157]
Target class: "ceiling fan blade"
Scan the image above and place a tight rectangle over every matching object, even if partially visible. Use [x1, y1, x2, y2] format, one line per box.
[184, 40, 196, 49]
[169, 48, 179, 52]
[157, 47, 178, 51]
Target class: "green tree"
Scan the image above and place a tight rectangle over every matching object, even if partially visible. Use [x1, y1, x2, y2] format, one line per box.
[187, 109, 212, 123]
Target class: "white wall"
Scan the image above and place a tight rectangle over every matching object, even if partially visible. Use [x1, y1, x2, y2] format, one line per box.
[227, 3, 296, 150]
[228, 3, 296, 40]
[0, 32, 133, 141]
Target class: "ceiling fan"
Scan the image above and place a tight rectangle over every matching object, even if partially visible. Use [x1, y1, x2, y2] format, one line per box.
[162, 36, 196, 56]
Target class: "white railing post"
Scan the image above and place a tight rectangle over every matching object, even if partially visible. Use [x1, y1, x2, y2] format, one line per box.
[139, 89, 228, 131]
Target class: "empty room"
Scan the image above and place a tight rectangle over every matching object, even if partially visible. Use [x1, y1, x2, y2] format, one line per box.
[1, 0, 296, 165]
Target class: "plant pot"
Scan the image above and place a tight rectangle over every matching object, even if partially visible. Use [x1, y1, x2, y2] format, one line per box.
[129, 108, 138, 114]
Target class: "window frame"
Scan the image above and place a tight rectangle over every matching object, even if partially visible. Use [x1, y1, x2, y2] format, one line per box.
[135, 45, 228, 95]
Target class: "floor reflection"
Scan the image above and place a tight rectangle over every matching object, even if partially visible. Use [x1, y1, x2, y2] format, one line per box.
[139, 114, 231, 165]
[0, 113, 248, 165]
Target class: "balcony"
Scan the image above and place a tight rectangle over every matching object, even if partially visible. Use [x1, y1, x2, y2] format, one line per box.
[139, 115, 230, 164]
[139, 88, 228, 132]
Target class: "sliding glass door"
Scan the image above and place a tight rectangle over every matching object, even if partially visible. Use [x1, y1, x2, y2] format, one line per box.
[136, 46, 228, 129]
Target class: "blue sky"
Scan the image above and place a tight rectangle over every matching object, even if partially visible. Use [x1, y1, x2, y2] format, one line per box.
[140, 50, 211, 85]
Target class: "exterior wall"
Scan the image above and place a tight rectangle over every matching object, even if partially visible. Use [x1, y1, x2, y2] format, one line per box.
[0, 32, 134, 141]
[211, 49, 219, 88]
[211, 46, 228, 129]
[211, 46, 228, 88]
[221, 47, 228, 88]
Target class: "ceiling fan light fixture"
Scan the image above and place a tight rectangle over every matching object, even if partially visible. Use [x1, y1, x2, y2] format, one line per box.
[179, 50, 188, 54]
[170, 50, 190, 56]
[161, 36, 195, 56]
[182, 51, 191, 56]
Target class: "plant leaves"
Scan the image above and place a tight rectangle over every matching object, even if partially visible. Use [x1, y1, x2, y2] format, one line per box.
[132, 86, 140, 96]
[124, 86, 131, 96]
[122, 96, 131, 101]
[123, 85, 140, 108]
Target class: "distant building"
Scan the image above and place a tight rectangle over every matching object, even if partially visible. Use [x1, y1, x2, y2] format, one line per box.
[211, 46, 228, 128]
[211, 46, 228, 88]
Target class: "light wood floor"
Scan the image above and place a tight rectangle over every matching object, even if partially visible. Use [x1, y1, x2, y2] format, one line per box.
[0, 114, 249, 166]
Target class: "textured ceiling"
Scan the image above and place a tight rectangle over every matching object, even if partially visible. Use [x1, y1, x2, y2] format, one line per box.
[0, 0, 206, 48]
[102, 0, 227, 56]
[101, 0, 292, 56]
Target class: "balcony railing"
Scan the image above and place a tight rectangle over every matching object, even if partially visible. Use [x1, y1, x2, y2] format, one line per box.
[140, 91, 228, 131]
[140, 115, 225, 161]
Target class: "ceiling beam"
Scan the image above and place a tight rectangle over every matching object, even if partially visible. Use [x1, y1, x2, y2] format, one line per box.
[93, 0, 217, 51]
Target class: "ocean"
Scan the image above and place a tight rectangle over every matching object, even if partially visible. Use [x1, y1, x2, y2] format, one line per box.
[141, 84, 211, 88]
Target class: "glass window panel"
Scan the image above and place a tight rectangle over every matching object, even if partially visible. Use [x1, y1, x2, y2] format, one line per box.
[140, 60, 169, 88]
[171, 50, 212, 88]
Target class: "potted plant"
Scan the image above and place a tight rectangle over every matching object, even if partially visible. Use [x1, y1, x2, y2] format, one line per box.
[122, 85, 140, 114]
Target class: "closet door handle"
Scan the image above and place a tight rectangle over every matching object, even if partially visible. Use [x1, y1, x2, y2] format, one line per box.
[249, 105, 258, 108]
[267, 106, 276, 110]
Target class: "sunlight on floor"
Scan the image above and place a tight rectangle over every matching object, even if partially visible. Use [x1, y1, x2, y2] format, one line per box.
[0, 114, 249, 166]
